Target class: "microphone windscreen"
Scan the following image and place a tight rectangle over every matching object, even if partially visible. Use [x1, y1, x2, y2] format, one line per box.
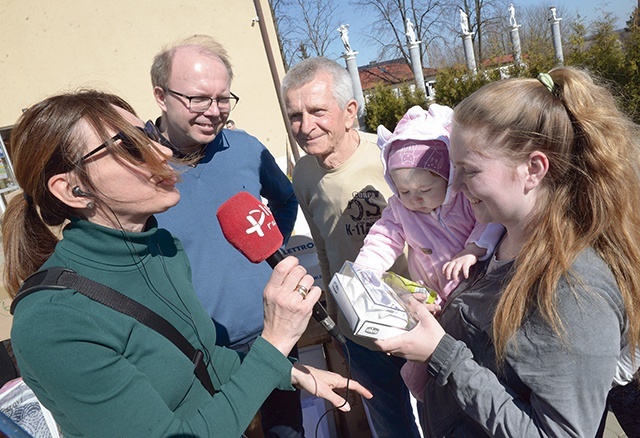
[217, 191, 284, 263]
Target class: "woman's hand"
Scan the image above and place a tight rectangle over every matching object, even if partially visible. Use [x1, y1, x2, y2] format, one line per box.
[291, 363, 373, 411]
[375, 297, 446, 363]
[261, 256, 321, 356]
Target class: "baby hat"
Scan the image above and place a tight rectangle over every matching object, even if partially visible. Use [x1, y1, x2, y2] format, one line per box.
[380, 104, 453, 182]
[386, 139, 449, 181]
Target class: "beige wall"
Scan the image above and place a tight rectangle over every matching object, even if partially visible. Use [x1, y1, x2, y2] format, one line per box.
[0, 0, 291, 340]
[0, 0, 290, 158]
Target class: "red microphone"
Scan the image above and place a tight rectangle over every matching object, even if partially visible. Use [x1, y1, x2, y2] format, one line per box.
[217, 192, 345, 344]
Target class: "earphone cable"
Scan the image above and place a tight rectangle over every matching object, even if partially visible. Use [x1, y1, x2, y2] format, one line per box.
[314, 343, 352, 438]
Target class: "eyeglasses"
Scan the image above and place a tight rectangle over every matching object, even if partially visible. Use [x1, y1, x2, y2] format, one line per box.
[144, 120, 175, 149]
[81, 124, 161, 162]
[164, 88, 240, 113]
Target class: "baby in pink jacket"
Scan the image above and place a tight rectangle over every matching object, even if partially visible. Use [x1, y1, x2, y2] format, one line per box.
[354, 104, 503, 401]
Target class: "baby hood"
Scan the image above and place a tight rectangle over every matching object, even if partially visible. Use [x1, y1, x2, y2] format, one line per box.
[378, 104, 454, 199]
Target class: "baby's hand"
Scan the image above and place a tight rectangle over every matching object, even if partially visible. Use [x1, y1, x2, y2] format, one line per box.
[443, 254, 478, 280]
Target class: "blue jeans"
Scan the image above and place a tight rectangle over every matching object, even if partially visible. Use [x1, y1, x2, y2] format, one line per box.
[232, 341, 304, 438]
[342, 338, 421, 438]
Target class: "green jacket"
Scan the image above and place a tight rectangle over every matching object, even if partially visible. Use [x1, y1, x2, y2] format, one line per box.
[11, 218, 294, 437]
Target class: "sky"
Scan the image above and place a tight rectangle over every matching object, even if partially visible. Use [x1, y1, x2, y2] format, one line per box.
[326, 0, 636, 67]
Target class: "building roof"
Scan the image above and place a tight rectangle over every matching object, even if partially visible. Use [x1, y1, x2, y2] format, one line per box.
[358, 58, 438, 91]
[481, 53, 515, 67]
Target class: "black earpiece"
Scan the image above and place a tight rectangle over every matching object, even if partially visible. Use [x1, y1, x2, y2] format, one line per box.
[72, 186, 93, 198]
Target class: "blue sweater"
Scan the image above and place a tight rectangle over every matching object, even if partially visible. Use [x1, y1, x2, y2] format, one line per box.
[156, 128, 297, 348]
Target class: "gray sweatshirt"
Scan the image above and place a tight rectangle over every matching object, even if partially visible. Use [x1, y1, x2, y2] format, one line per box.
[423, 248, 625, 437]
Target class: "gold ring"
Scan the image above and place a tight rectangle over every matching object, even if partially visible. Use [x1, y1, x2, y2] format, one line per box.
[296, 284, 309, 299]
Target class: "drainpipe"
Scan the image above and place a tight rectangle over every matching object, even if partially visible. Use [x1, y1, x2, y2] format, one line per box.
[252, 0, 300, 162]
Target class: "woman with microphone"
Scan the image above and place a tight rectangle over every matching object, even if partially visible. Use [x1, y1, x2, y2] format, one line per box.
[3, 90, 371, 437]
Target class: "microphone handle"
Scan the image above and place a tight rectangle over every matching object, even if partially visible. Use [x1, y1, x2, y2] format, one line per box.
[266, 250, 346, 345]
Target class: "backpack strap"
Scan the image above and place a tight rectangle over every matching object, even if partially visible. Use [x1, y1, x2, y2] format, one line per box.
[11, 268, 217, 397]
[10, 268, 72, 314]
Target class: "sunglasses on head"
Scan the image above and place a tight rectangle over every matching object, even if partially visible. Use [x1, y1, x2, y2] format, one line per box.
[80, 122, 166, 162]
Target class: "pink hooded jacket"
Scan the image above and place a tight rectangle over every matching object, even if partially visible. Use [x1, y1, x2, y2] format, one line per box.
[354, 105, 503, 403]
[355, 104, 502, 303]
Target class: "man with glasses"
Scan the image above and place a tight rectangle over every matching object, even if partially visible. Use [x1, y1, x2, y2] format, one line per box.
[150, 35, 301, 437]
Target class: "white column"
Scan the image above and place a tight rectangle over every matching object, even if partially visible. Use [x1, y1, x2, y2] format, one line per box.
[408, 41, 427, 98]
[462, 33, 477, 74]
[549, 6, 564, 65]
[342, 51, 366, 129]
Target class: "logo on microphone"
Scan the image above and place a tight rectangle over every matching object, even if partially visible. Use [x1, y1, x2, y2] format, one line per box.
[245, 204, 276, 237]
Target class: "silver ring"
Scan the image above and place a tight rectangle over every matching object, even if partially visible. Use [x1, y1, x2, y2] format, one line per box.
[296, 284, 309, 299]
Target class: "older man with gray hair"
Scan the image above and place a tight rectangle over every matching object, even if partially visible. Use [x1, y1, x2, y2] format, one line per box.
[282, 57, 420, 438]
